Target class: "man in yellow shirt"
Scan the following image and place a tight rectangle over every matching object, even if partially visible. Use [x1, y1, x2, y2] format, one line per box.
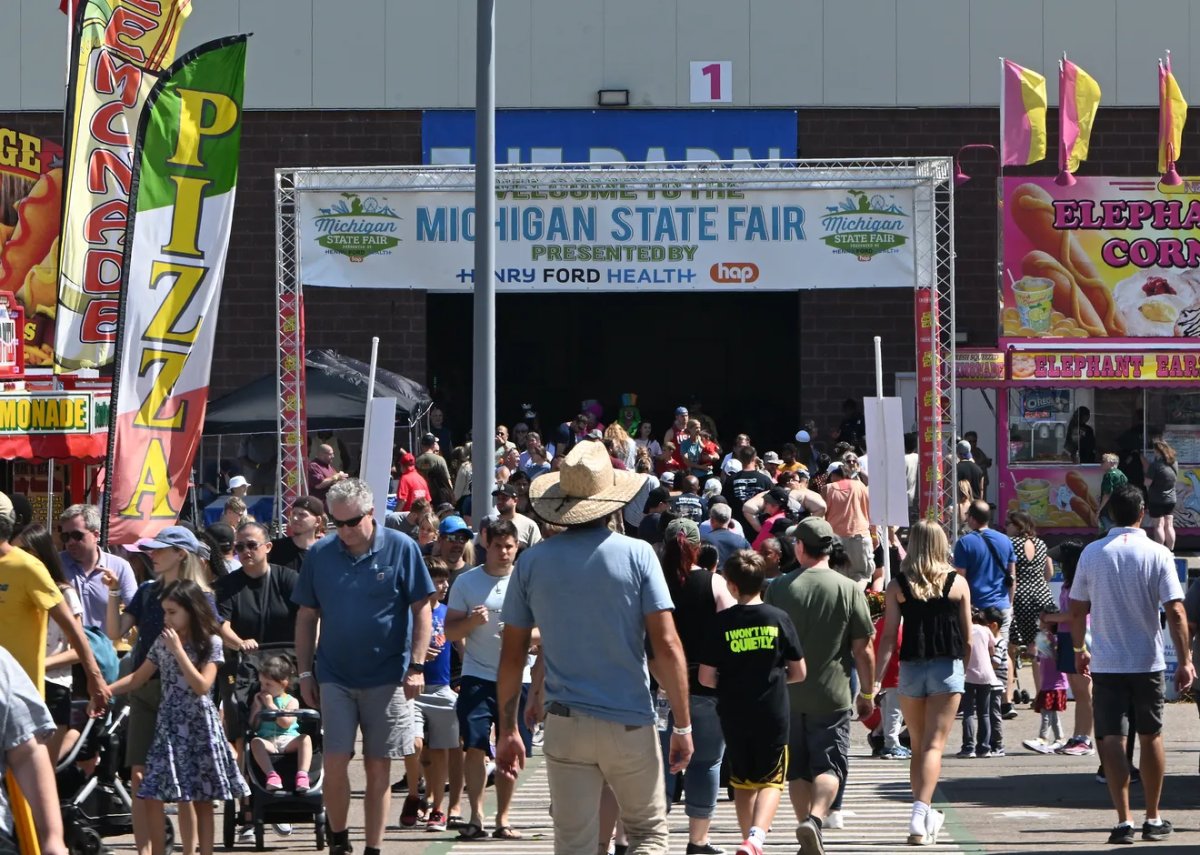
[777, 443, 808, 476]
[0, 492, 109, 855]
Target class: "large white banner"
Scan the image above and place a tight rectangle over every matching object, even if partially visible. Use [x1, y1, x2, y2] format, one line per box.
[297, 185, 916, 291]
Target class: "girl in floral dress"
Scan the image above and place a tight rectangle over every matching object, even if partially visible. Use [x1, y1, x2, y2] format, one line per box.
[110, 579, 248, 855]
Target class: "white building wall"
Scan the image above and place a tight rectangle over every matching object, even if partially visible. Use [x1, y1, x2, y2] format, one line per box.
[3, 0, 1198, 110]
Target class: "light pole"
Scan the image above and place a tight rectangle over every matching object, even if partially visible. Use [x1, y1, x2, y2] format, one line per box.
[470, 0, 497, 521]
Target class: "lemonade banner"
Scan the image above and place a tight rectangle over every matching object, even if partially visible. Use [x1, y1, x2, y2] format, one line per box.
[0, 129, 64, 367]
[1002, 176, 1200, 341]
[105, 36, 245, 545]
[55, 0, 192, 373]
[1001, 463, 1200, 532]
[297, 186, 917, 291]
[1009, 349, 1200, 384]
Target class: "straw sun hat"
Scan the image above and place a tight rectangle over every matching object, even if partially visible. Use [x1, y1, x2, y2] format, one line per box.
[529, 440, 646, 525]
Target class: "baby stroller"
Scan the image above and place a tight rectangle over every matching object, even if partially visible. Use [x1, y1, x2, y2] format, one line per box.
[57, 701, 176, 855]
[222, 643, 326, 851]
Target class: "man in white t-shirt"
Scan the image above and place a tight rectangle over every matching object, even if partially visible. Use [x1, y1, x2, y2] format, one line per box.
[478, 485, 543, 549]
[1070, 484, 1194, 846]
[445, 520, 536, 841]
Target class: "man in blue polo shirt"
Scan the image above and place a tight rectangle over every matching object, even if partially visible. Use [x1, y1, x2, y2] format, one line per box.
[953, 500, 1018, 742]
[58, 504, 137, 627]
[294, 479, 434, 855]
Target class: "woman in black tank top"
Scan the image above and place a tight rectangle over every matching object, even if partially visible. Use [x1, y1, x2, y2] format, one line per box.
[659, 518, 735, 854]
[873, 521, 972, 847]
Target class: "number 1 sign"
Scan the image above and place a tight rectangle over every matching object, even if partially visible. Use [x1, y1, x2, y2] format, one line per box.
[689, 61, 732, 103]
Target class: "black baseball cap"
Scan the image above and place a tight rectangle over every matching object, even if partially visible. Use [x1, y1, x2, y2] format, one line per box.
[492, 484, 518, 499]
[292, 495, 326, 517]
[766, 486, 790, 508]
[647, 486, 670, 507]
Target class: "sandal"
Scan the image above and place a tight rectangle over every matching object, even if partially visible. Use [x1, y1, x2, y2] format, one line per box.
[492, 826, 522, 840]
[456, 823, 487, 841]
[446, 815, 465, 829]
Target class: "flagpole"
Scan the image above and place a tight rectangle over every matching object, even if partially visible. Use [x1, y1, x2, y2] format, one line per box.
[999, 57, 1005, 166]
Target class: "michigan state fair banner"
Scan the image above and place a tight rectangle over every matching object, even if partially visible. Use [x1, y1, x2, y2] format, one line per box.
[55, 0, 192, 373]
[104, 35, 246, 544]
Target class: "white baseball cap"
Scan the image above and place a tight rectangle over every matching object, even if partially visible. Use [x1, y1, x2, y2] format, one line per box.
[228, 475, 249, 490]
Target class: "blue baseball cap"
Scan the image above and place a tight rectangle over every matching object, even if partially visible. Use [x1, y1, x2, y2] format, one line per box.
[675, 406, 689, 415]
[138, 525, 201, 554]
[439, 516, 470, 536]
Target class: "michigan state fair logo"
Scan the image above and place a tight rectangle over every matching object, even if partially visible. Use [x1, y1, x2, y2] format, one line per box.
[820, 191, 909, 261]
[313, 194, 401, 262]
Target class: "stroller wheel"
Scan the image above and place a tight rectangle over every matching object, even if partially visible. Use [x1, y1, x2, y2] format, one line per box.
[80, 828, 104, 855]
[315, 811, 327, 851]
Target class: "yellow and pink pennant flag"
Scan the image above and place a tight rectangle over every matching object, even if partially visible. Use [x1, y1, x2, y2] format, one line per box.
[1001, 58, 1048, 166]
[1159, 51, 1187, 182]
[1056, 56, 1101, 185]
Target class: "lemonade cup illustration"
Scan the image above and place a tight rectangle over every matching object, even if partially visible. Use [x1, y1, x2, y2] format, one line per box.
[1016, 478, 1052, 520]
[1013, 277, 1055, 333]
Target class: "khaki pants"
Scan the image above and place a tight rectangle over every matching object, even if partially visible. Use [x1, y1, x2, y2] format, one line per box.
[543, 710, 669, 855]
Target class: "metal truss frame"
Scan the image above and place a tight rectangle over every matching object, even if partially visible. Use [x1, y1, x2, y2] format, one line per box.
[275, 158, 957, 533]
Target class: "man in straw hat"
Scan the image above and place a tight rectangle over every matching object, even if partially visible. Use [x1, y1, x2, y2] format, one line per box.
[493, 441, 693, 855]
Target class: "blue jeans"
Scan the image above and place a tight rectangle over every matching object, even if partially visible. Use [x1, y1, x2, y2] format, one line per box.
[661, 695, 725, 820]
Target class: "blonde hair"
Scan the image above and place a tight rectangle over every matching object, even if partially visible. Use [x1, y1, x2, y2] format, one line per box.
[1101, 452, 1119, 466]
[603, 423, 633, 459]
[900, 520, 953, 601]
[956, 479, 973, 503]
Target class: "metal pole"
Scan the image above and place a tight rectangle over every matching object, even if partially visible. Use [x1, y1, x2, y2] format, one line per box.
[874, 336, 890, 588]
[362, 336, 380, 477]
[470, 0, 497, 525]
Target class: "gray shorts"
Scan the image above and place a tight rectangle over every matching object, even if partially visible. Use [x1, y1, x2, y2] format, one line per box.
[838, 534, 873, 582]
[320, 682, 413, 759]
[413, 684, 460, 750]
[787, 708, 850, 783]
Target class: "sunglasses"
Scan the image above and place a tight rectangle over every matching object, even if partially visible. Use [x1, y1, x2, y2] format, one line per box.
[442, 533, 471, 543]
[60, 530, 88, 542]
[331, 512, 369, 528]
[234, 541, 263, 552]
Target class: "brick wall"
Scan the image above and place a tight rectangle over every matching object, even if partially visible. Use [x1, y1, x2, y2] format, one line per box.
[0, 106, 1181, 435]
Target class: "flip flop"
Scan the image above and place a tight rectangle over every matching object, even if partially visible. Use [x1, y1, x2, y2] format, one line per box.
[456, 823, 487, 841]
[492, 826, 522, 840]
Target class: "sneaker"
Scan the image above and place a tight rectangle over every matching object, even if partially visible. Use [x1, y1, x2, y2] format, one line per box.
[925, 810, 945, 845]
[795, 818, 825, 854]
[868, 731, 885, 754]
[272, 824, 293, 836]
[1131, 767, 1141, 784]
[824, 810, 844, 830]
[485, 760, 496, 787]
[294, 771, 310, 793]
[399, 795, 423, 828]
[265, 771, 282, 792]
[1142, 819, 1173, 841]
[976, 750, 994, 758]
[735, 839, 763, 855]
[391, 775, 409, 794]
[426, 810, 447, 833]
[955, 748, 975, 759]
[685, 844, 725, 855]
[236, 824, 255, 843]
[1096, 767, 1106, 784]
[531, 724, 545, 747]
[1022, 738, 1051, 753]
[1001, 703, 1018, 720]
[990, 748, 1005, 757]
[882, 746, 912, 760]
[1057, 736, 1095, 756]
[1107, 823, 1136, 845]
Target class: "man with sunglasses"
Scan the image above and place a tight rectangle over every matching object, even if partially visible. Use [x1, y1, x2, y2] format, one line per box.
[58, 504, 137, 628]
[217, 521, 300, 653]
[293, 479, 435, 855]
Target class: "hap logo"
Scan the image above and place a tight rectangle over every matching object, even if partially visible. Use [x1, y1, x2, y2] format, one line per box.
[710, 263, 759, 284]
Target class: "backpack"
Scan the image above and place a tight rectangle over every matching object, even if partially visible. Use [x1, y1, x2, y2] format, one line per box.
[83, 625, 120, 684]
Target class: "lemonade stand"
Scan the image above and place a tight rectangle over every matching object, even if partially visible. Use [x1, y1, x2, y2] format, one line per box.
[997, 176, 1200, 535]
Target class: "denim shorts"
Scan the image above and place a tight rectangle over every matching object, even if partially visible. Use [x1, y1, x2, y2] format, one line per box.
[898, 658, 965, 698]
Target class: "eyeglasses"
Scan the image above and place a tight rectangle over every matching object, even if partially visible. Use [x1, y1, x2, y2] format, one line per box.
[234, 541, 262, 552]
[60, 530, 88, 542]
[331, 512, 369, 528]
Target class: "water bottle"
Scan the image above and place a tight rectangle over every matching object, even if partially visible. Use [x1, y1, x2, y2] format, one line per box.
[655, 690, 671, 732]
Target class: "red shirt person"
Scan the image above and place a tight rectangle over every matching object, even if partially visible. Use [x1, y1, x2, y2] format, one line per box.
[395, 452, 430, 512]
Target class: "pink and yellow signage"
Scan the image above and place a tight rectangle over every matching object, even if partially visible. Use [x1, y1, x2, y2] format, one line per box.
[1002, 176, 1200, 341]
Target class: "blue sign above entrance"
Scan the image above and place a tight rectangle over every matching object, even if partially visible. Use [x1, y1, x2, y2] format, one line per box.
[421, 109, 798, 166]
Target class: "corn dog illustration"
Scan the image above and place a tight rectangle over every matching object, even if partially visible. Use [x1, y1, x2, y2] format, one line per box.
[0, 168, 62, 297]
[1021, 250, 1106, 337]
[1065, 470, 1098, 512]
[1070, 496, 1099, 528]
[1011, 182, 1125, 336]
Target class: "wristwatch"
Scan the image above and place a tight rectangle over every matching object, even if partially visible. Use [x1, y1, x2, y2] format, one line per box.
[407, 662, 426, 674]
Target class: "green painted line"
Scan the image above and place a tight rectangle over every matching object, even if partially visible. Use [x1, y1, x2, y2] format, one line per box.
[933, 781, 988, 853]
[420, 754, 546, 855]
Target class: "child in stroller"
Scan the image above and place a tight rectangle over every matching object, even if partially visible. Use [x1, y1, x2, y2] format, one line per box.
[247, 657, 312, 794]
[223, 644, 325, 851]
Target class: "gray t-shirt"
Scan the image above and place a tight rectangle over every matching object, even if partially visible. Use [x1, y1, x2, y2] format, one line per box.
[1147, 459, 1178, 506]
[503, 527, 674, 726]
[0, 647, 56, 838]
[384, 512, 419, 539]
[446, 566, 532, 682]
[1071, 527, 1183, 673]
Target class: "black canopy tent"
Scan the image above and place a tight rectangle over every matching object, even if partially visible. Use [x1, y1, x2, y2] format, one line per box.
[204, 349, 433, 436]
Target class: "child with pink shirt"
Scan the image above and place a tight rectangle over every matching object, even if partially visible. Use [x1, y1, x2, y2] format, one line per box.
[1023, 622, 1068, 753]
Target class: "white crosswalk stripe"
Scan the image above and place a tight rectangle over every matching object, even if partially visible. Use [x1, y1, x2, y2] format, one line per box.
[442, 753, 968, 853]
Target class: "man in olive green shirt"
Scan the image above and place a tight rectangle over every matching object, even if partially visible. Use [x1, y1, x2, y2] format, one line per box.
[764, 518, 874, 855]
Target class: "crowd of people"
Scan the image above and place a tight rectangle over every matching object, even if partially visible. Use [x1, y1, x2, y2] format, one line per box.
[0, 395, 1196, 855]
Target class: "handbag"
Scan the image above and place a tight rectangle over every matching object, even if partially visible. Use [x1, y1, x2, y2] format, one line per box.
[973, 530, 1014, 590]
